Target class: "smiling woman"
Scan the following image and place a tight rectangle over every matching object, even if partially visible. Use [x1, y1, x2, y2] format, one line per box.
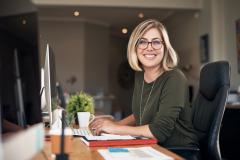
[89, 19, 198, 159]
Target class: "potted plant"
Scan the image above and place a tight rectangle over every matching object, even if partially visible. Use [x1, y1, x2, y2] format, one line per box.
[66, 91, 95, 125]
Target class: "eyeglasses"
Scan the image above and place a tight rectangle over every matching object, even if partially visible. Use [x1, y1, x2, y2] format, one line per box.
[137, 38, 164, 50]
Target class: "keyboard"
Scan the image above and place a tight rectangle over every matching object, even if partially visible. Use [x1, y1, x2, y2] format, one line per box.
[72, 128, 93, 136]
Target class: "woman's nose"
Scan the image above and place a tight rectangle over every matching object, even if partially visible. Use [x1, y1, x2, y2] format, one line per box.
[146, 42, 154, 51]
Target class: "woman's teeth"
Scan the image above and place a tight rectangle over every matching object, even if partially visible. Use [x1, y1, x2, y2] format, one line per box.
[144, 54, 156, 59]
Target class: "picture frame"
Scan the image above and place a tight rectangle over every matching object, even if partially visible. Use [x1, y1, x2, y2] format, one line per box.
[200, 34, 209, 63]
[236, 19, 240, 73]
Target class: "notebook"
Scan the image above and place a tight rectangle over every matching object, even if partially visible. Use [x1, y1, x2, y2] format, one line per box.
[80, 134, 157, 147]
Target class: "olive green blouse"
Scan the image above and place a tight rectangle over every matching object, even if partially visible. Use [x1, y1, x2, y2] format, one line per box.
[132, 68, 198, 147]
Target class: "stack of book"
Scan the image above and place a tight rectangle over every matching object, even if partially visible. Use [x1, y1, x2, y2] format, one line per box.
[80, 134, 157, 147]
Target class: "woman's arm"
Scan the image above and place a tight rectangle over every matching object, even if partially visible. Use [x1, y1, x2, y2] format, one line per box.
[148, 70, 188, 143]
[111, 124, 156, 139]
[93, 119, 156, 139]
[89, 114, 136, 131]
[117, 114, 136, 126]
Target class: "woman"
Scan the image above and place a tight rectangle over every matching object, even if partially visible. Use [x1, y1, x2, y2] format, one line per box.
[90, 19, 198, 148]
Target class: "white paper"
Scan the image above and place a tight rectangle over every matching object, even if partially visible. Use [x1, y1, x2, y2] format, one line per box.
[85, 134, 135, 141]
[98, 147, 174, 160]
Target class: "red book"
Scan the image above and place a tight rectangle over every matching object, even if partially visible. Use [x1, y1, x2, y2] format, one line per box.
[80, 136, 157, 147]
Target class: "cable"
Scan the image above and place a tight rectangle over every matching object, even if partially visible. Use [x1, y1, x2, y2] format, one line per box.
[40, 86, 45, 97]
[41, 150, 49, 160]
[45, 122, 50, 128]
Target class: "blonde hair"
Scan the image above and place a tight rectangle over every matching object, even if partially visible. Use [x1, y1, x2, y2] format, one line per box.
[127, 19, 178, 71]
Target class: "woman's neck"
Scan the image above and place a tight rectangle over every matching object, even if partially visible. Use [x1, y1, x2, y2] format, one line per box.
[144, 66, 164, 83]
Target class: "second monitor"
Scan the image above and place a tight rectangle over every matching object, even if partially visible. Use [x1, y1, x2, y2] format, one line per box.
[42, 44, 57, 126]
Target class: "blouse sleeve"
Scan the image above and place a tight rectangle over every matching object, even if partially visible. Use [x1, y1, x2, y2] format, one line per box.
[148, 71, 188, 143]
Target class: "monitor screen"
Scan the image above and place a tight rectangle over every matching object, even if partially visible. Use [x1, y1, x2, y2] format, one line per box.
[43, 44, 57, 125]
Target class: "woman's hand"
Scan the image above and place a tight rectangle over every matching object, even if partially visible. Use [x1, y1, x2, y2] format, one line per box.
[89, 118, 120, 135]
[89, 118, 156, 139]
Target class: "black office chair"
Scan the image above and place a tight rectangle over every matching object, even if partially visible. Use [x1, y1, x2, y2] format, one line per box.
[169, 61, 230, 160]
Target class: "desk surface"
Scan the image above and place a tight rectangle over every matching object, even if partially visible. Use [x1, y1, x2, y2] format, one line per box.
[226, 104, 240, 109]
[33, 137, 183, 160]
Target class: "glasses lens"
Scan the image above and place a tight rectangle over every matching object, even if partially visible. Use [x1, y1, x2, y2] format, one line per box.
[137, 39, 148, 49]
[152, 40, 162, 49]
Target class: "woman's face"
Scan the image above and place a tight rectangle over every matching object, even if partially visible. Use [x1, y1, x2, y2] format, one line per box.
[136, 28, 164, 70]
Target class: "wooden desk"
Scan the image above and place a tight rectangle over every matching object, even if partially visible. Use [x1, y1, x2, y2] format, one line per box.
[226, 103, 240, 109]
[33, 137, 183, 160]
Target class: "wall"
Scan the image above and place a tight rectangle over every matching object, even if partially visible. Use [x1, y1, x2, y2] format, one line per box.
[224, 0, 240, 89]
[170, 0, 240, 91]
[211, 0, 226, 60]
[39, 20, 85, 93]
[198, 0, 213, 61]
[165, 11, 201, 96]
[109, 35, 133, 116]
[199, 0, 240, 90]
[39, 19, 111, 95]
[84, 22, 110, 94]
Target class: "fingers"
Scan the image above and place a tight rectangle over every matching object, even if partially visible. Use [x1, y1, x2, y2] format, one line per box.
[93, 122, 105, 135]
[89, 119, 103, 129]
[95, 125, 102, 135]
[91, 121, 108, 135]
[89, 119, 114, 135]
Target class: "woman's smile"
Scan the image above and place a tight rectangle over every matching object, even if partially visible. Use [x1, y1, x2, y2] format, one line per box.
[143, 53, 157, 59]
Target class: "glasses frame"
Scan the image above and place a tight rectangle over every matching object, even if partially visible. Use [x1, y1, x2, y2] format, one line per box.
[136, 38, 164, 50]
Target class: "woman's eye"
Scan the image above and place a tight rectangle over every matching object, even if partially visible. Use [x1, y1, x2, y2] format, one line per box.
[152, 40, 161, 45]
[139, 40, 147, 44]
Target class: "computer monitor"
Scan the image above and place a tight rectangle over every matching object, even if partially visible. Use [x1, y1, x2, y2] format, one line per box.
[43, 44, 57, 126]
[40, 67, 46, 109]
[0, 1, 44, 159]
[0, 16, 42, 127]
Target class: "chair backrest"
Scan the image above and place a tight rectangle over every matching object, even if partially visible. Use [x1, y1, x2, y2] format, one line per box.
[192, 61, 230, 160]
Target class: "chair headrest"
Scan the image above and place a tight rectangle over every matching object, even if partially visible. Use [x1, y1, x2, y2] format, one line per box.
[200, 61, 230, 100]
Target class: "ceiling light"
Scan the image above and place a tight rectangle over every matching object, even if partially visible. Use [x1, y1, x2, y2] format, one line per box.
[194, 12, 199, 19]
[22, 19, 27, 25]
[73, 11, 80, 17]
[122, 28, 128, 34]
[138, 13, 144, 18]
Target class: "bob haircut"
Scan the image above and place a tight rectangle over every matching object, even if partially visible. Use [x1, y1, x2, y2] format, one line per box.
[127, 19, 178, 71]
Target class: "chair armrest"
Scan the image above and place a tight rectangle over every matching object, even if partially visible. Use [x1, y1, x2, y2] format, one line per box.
[167, 146, 200, 152]
[166, 146, 200, 160]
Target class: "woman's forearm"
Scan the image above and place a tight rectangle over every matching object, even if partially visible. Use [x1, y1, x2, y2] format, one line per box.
[113, 124, 156, 139]
[117, 114, 136, 126]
